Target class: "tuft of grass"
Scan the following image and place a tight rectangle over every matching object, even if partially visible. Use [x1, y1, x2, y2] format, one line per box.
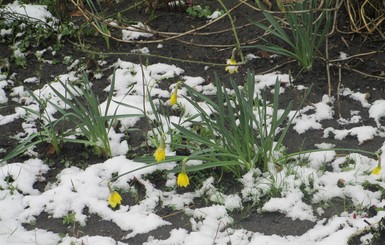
[244, 0, 332, 71]
[1, 71, 143, 165]
[170, 70, 311, 176]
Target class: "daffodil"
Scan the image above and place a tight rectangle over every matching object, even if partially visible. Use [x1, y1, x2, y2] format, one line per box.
[225, 58, 238, 74]
[107, 181, 122, 208]
[177, 171, 189, 187]
[108, 191, 122, 208]
[154, 146, 166, 162]
[372, 165, 381, 175]
[170, 81, 182, 106]
[154, 134, 166, 162]
[170, 92, 177, 106]
[372, 154, 382, 175]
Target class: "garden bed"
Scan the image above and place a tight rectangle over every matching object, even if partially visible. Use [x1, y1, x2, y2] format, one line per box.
[1, 0, 385, 244]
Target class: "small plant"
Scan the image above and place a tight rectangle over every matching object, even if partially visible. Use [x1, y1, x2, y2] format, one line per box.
[25, 92, 65, 155]
[49, 73, 114, 157]
[186, 5, 212, 18]
[76, 0, 111, 49]
[244, 0, 332, 71]
[1, 71, 143, 164]
[136, 71, 311, 178]
[1, 5, 79, 67]
[63, 211, 76, 225]
[3, 174, 16, 195]
[171, 70, 311, 176]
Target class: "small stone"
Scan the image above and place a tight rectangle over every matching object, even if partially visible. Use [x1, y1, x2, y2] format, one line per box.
[337, 179, 346, 188]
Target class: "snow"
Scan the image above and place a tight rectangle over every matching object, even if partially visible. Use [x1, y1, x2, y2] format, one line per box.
[254, 72, 290, 94]
[0, 80, 8, 103]
[341, 87, 370, 108]
[1, 2, 385, 245]
[122, 22, 153, 41]
[293, 95, 334, 134]
[324, 126, 378, 145]
[339, 52, 349, 60]
[1, 1, 57, 27]
[263, 188, 315, 221]
[369, 99, 385, 127]
[207, 10, 223, 20]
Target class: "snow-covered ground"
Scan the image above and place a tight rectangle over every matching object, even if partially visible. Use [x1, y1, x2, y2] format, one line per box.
[1, 2, 385, 245]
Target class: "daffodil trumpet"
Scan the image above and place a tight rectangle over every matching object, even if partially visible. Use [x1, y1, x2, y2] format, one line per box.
[107, 181, 122, 208]
[372, 152, 382, 175]
[177, 158, 190, 188]
[170, 81, 182, 106]
[225, 48, 239, 74]
[154, 133, 166, 162]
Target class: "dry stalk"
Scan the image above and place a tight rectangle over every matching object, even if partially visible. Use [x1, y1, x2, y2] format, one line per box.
[344, 0, 385, 36]
[69, 0, 247, 47]
[325, 36, 332, 97]
[240, 0, 339, 14]
[337, 63, 342, 119]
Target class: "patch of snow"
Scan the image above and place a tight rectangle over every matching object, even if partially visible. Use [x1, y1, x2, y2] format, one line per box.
[254, 72, 290, 94]
[339, 52, 348, 60]
[202, 83, 217, 95]
[60, 235, 126, 245]
[341, 87, 370, 108]
[23, 76, 39, 83]
[0, 159, 49, 194]
[122, 22, 153, 41]
[145, 228, 189, 244]
[108, 128, 129, 156]
[131, 47, 150, 54]
[338, 110, 362, 125]
[185, 205, 233, 244]
[324, 126, 378, 145]
[1, 1, 58, 27]
[293, 95, 334, 134]
[369, 99, 385, 127]
[0, 28, 12, 36]
[0, 80, 8, 103]
[246, 53, 260, 60]
[207, 10, 223, 19]
[109, 59, 184, 97]
[99, 94, 144, 130]
[315, 142, 335, 149]
[306, 150, 336, 169]
[263, 192, 315, 221]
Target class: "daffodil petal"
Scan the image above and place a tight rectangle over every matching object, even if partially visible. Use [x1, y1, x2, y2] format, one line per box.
[177, 172, 190, 188]
[154, 147, 166, 162]
[108, 191, 122, 208]
[225, 59, 239, 74]
[170, 92, 177, 106]
[372, 166, 381, 175]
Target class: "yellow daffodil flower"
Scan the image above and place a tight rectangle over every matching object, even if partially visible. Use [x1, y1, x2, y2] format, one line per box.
[225, 58, 238, 74]
[177, 171, 190, 188]
[154, 134, 166, 162]
[154, 146, 166, 162]
[372, 165, 381, 175]
[170, 92, 177, 106]
[108, 191, 122, 208]
[170, 81, 181, 106]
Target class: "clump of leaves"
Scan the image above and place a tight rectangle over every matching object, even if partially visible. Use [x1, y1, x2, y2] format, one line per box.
[63, 211, 76, 225]
[186, 5, 216, 18]
[244, 0, 332, 71]
[172, 70, 311, 176]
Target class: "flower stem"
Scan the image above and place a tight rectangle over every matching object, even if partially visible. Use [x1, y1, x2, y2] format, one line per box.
[216, 0, 244, 63]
